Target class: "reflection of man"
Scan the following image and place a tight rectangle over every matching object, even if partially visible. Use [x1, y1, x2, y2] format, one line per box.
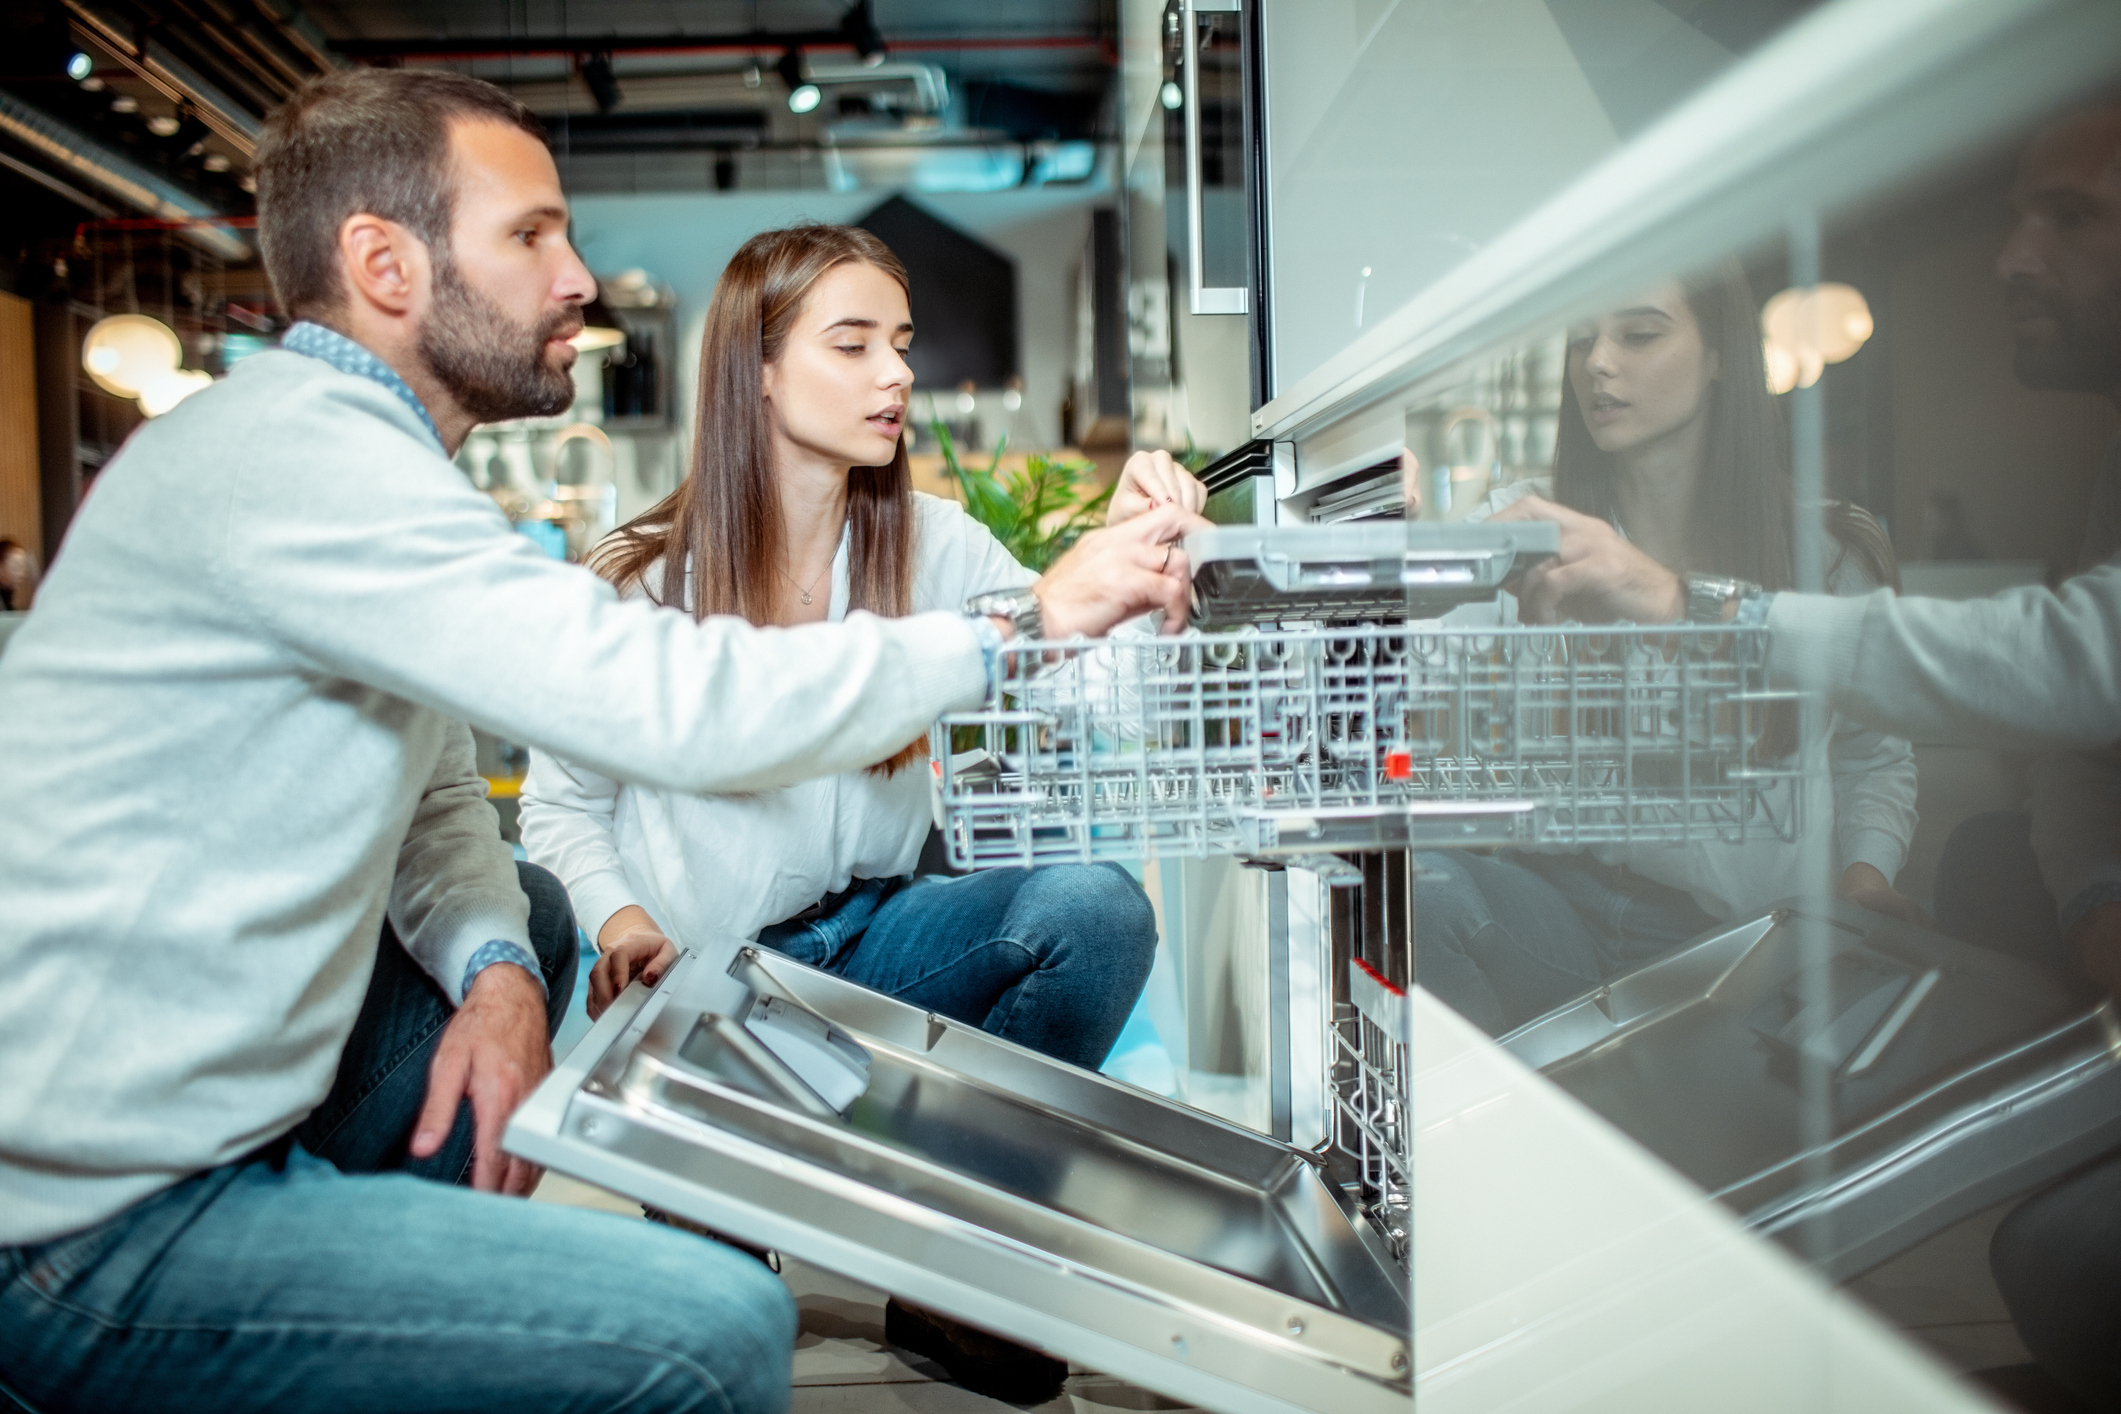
[0, 69, 1195, 1411]
[1499, 100, 2121, 1408]
[1935, 103, 2121, 1006]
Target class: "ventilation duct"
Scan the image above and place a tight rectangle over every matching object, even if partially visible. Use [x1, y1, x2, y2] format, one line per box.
[0, 91, 250, 261]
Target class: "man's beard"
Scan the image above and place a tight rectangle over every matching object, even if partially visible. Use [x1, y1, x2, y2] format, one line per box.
[417, 252, 581, 423]
[2008, 278, 2121, 394]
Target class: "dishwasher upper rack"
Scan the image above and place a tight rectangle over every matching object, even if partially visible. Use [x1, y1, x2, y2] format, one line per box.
[933, 622, 1795, 869]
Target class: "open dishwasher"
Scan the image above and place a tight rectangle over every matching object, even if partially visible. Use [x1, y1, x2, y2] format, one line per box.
[504, 518, 1854, 1414]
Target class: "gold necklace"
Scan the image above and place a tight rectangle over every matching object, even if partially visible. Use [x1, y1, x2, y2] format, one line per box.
[780, 558, 830, 607]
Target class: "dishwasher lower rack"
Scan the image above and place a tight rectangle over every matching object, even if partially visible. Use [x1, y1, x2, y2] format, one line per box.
[933, 622, 1793, 869]
[506, 945, 1412, 1414]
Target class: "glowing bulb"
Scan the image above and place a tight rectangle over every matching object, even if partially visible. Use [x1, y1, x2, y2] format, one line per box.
[81, 314, 182, 397]
[569, 325, 625, 352]
[66, 52, 94, 82]
[137, 368, 213, 417]
[1160, 81, 1182, 111]
[1761, 282, 1873, 395]
[788, 83, 822, 114]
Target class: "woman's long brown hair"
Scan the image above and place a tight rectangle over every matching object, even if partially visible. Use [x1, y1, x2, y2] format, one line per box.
[591, 223, 923, 773]
[1550, 263, 1899, 757]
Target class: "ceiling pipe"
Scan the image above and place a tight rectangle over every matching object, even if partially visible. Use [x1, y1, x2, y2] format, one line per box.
[0, 91, 252, 260]
[244, 0, 342, 76]
[328, 32, 1108, 61]
[0, 149, 118, 216]
[66, 1, 266, 157]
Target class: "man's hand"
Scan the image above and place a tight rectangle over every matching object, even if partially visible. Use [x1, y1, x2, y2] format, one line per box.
[2068, 901, 2121, 1008]
[589, 905, 678, 1020]
[1838, 862, 1935, 930]
[1492, 495, 1687, 624]
[1034, 502, 1210, 638]
[1107, 449, 1209, 526]
[410, 961, 551, 1195]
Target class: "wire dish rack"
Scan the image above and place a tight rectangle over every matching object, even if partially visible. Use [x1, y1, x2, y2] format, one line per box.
[930, 621, 1794, 1268]
[933, 623, 1796, 869]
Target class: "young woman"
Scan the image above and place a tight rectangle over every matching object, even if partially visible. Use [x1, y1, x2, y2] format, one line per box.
[520, 223, 1205, 1073]
[1416, 267, 1922, 1036]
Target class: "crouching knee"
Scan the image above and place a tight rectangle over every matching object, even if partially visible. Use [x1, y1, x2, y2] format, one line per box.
[624, 1248, 798, 1414]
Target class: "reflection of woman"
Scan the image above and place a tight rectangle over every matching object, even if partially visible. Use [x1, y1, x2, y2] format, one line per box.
[521, 225, 1202, 1071]
[1418, 268, 1920, 1036]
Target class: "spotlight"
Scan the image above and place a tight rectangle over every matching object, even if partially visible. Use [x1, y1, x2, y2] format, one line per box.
[578, 50, 621, 115]
[778, 48, 821, 114]
[147, 114, 180, 137]
[1159, 80, 1182, 110]
[839, 0, 887, 67]
[66, 51, 94, 82]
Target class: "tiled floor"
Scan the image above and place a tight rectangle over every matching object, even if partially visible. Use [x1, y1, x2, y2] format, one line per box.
[532, 1174, 1200, 1413]
[1842, 1199, 2032, 1377]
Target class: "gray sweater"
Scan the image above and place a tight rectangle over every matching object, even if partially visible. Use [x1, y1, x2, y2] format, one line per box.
[0, 349, 986, 1244]
[1766, 568, 2120, 753]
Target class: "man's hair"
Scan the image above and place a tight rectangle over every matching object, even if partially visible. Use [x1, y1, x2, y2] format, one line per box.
[256, 68, 547, 320]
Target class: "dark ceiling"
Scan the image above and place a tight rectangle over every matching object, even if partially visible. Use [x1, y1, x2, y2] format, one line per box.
[0, 0, 1119, 280]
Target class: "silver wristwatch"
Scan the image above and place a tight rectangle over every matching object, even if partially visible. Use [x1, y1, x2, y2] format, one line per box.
[964, 588, 1044, 642]
[1683, 573, 1759, 623]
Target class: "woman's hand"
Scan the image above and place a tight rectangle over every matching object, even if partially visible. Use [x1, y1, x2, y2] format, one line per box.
[589, 906, 678, 1020]
[1035, 503, 1209, 638]
[1838, 862, 1934, 930]
[1491, 495, 1687, 624]
[1106, 449, 1209, 526]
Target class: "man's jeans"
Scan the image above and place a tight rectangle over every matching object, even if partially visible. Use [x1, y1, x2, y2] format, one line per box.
[757, 863, 1157, 1070]
[1414, 850, 1717, 1036]
[0, 862, 795, 1414]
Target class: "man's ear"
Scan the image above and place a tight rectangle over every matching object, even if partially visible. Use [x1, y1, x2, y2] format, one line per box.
[338, 214, 430, 320]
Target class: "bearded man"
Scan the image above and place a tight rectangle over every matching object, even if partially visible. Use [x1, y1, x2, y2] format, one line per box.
[0, 68, 1198, 1413]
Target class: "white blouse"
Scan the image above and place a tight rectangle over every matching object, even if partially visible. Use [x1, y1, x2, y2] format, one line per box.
[520, 492, 1035, 947]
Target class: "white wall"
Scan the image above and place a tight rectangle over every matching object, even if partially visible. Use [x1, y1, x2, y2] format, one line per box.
[568, 186, 1106, 456]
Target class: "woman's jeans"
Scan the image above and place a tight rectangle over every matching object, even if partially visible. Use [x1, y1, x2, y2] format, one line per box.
[757, 863, 1157, 1070]
[0, 862, 796, 1414]
[1415, 850, 1717, 1037]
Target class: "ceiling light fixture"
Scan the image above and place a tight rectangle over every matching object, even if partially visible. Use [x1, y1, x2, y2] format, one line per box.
[779, 48, 821, 114]
[570, 295, 626, 353]
[138, 368, 213, 417]
[1761, 282, 1874, 394]
[578, 50, 621, 115]
[81, 313, 215, 415]
[840, 0, 887, 67]
[81, 314, 181, 397]
[66, 51, 94, 81]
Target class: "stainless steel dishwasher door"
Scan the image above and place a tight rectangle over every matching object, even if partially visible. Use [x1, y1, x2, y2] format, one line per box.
[505, 944, 1411, 1414]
